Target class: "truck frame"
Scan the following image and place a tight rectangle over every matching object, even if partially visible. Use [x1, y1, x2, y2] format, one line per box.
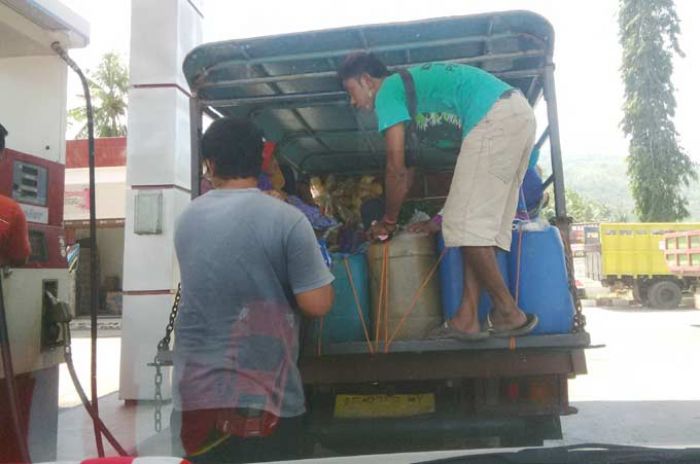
[182, 11, 590, 453]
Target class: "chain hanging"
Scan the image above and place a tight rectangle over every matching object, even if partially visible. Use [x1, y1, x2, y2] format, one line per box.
[555, 217, 586, 332]
[153, 363, 164, 432]
[158, 283, 182, 352]
[152, 283, 181, 432]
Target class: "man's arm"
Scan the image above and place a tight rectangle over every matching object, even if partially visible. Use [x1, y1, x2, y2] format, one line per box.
[295, 285, 334, 318]
[286, 218, 335, 318]
[383, 123, 415, 223]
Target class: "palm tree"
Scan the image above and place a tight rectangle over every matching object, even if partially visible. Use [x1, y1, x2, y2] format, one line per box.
[68, 52, 128, 138]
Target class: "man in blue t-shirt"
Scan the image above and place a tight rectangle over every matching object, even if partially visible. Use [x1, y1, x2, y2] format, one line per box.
[172, 117, 334, 462]
[338, 53, 537, 340]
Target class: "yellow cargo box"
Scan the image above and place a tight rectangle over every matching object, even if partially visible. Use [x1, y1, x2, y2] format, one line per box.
[600, 223, 700, 278]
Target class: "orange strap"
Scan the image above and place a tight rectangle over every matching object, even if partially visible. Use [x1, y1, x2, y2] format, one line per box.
[343, 257, 375, 354]
[374, 245, 387, 351]
[383, 243, 390, 348]
[375, 242, 392, 351]
[385, 248, 447, 351]
[509, 223, 525, 353]
[514, 222, 525, 306]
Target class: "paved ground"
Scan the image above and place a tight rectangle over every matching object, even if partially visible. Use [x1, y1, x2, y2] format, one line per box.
[555, 305, 700, 447]
[58, 330, 121, 408]
[57, 327, 165, 459]
[55, 305, 700, 460]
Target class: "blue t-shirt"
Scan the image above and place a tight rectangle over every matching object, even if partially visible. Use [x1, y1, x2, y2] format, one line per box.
[172, 188, 334, 417]
[374, 63, 512, 139]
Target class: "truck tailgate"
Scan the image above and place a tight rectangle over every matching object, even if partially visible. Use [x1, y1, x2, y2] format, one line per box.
[301, 332, 589, 384]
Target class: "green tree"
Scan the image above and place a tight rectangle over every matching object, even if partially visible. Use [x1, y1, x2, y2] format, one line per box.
[544, 189, 628, 223]
[618, 0, 696, 221]
[68, 52, 128, 138]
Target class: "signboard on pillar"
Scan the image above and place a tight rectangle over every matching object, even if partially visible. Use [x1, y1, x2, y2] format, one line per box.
[120, 0, 203, 400]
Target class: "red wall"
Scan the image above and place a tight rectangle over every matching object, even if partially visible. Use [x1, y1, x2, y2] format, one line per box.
[66, 137, 126, 168]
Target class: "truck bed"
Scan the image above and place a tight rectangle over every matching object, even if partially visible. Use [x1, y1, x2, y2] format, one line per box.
[301, 333, 589, 453]
[301, 332, 590, 384]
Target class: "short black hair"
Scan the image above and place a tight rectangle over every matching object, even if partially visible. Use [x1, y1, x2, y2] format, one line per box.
[0, 123, 7, 151]
[337, 52, 390, 81]
[201, 117, 263, 179]
[280, 164, 297, 195]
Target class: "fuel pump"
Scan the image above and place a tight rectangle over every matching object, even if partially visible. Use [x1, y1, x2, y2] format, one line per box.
[0, 3, 131, 459]
[0, 148, 72, 462]
[0, 123, 126, 462]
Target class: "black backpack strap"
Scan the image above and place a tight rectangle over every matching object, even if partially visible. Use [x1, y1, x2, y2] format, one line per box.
[397, 69, 419, 168]
[398, 69, 418, 119]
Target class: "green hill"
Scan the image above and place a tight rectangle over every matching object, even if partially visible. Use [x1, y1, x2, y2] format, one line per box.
[541, 152, 700, 222]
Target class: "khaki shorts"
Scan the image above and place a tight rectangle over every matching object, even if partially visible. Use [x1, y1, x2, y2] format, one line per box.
[442, 91, 536, 251]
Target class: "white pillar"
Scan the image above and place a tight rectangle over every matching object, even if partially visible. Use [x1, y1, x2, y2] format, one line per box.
[119, 0, 203, 400]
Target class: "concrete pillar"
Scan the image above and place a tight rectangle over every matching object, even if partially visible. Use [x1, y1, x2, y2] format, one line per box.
[119, 0, 203, 400]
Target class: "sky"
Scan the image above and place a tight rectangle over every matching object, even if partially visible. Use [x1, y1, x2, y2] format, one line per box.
[60, 0, 700, 164]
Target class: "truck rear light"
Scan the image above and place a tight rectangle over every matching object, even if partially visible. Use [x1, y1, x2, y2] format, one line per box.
[528, 378, 555, 404]
[505, 382, 520, 402]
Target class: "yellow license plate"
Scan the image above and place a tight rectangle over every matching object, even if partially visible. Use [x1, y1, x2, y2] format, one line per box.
[334, 393, 435, 419]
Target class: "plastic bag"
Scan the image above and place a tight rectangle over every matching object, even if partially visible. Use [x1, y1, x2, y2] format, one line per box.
[406, 209, 431, 226]
[311, 176, 334, 217]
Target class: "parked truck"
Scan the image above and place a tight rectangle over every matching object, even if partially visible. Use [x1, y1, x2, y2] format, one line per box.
[663, 229, 700, 308]
[586, 222, 700, 309]
[179, 11, 589, 454]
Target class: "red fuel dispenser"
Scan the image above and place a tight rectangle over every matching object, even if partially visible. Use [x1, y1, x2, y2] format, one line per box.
[0, 148, 71, 462]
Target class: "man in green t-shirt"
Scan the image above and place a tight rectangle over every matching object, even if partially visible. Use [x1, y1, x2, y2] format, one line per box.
[338, 52, 538, 340]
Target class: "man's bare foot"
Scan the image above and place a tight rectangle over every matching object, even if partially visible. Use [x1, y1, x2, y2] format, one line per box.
[448, 316, 482, 335]
[489, 307, 527, 332]
[428, 321, 490, 341]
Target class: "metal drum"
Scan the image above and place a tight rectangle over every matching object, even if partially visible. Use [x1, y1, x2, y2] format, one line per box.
[368, 233, 442, 341]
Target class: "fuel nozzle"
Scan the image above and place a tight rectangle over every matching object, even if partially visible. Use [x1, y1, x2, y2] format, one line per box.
[45, 290, 72, 324]
[42, 289, 73, 349]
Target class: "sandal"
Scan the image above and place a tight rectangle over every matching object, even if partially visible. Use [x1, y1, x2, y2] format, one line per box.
[489, 313, 538, 337]
[428, 321, 490, 341]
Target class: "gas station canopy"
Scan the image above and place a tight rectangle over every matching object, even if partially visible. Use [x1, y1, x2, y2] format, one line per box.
[0, 0, 89, 57]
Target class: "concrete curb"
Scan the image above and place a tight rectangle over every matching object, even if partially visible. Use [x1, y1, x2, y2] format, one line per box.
[593, 297, 633, 307]
[69, 317, 121, 331]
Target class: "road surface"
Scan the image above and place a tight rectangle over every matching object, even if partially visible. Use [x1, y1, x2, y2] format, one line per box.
[56, 305, 700, 459]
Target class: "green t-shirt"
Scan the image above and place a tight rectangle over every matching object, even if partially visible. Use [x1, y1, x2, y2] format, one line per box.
[374, 63, 512, 139]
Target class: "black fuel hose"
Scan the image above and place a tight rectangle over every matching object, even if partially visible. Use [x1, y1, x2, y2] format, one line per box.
[0, 275, 31, 462]
[51, 40, 104, 457]
[62, 323, 128, 456]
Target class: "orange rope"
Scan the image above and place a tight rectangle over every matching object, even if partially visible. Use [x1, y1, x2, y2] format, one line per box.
[377, 243, 390, 351]
[383, 242, 390, 350]
[507, 223, 526, 351]
[515, 222, 525, 306]
[386, 248, 447, 350]
[343, 257, 374, 354]
[374, 247, 386, 351]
